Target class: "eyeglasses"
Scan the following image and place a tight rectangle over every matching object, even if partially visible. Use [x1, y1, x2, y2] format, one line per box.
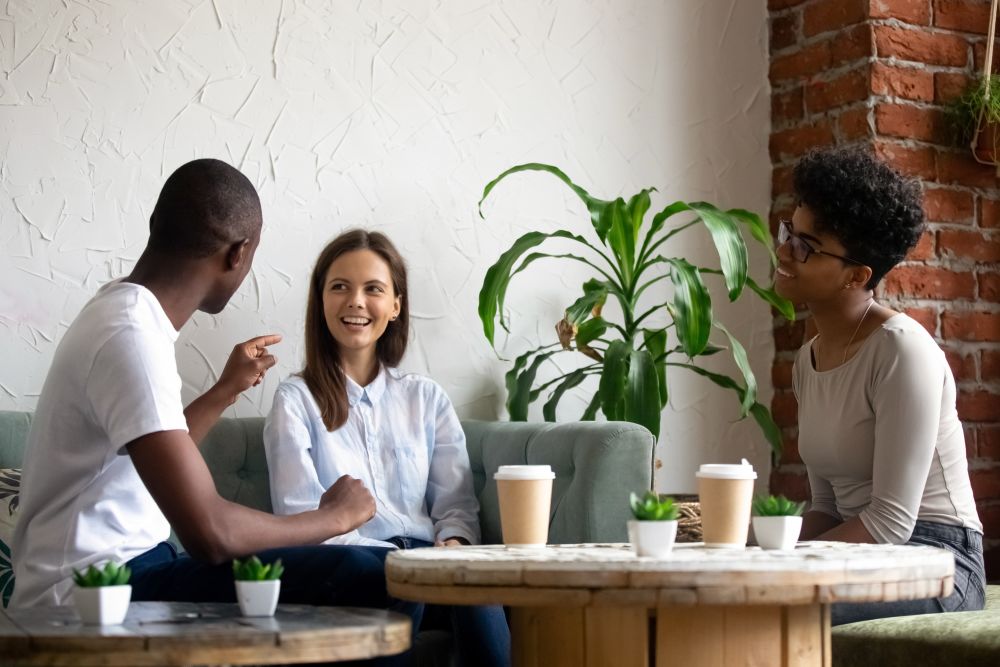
[777, 219, 865, 266]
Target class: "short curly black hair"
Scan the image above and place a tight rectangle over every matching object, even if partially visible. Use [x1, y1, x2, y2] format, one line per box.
[792, 146, 925, 289]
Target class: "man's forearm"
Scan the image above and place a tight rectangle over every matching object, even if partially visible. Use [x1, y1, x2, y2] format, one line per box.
[184, 385, 235, 445]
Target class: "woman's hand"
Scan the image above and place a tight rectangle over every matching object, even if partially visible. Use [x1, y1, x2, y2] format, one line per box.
[434, 537, 469, 547]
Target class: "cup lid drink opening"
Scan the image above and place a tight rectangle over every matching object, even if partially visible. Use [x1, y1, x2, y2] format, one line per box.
[494, 465, 556, 481]
[695, 459, 757, 480]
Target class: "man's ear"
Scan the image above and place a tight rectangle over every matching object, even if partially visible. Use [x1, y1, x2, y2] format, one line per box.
[225, 239, 251, 271]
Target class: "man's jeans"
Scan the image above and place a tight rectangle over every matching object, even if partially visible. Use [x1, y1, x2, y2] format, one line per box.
[127, 542, 421, 666]
[388, 536, 511, 667]
[832, 520, 986, 626]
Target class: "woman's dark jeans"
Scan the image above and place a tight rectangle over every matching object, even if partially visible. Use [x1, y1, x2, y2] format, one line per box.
[127, 541, 421, 667]
[388, 536, 511, 667]
[831, 520, 986, 626]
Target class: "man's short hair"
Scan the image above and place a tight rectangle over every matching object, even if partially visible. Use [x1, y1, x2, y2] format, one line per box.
[148, 159, 261, 258]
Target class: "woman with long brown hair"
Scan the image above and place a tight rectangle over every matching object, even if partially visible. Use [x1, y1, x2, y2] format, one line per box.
[263, 229, 510, 666]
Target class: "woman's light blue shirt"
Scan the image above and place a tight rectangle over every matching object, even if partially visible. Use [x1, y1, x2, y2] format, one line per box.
[263, 368, 481, 548]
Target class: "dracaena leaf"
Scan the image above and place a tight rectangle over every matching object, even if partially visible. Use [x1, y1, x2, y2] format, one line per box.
[625, 349, 661, 439]
[542, 369, 589, 421]
[599, 340, 630, 421]
[565, 279, 610, 324]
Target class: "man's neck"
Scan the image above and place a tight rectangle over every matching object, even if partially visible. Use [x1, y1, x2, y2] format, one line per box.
[124, 251, 207, 331]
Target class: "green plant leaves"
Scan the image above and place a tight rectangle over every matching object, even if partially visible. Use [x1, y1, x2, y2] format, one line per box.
[506, 348, 560, 421]
[688, 202, 749, 301]
[662, 258, 712, 357]
[625, 349, 661, 439]
[72, 562, 131, 587]
[542, 369, 588, 422]
[752, 494, 805, 517]
[642, 329, 668, 409]
[629, 491, 679, 521]
[232, 556, 284, 581]
[714, 321, 756, 417]
[565, 279, 610, 324]
[599, 340, 630, 421]
[746, 276, 796, 321]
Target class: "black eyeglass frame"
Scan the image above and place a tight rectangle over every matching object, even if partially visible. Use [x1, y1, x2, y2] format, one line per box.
[777, 219, 866, 266]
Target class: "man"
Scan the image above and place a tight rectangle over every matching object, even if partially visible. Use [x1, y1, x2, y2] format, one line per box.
[12, 160, 416, 646]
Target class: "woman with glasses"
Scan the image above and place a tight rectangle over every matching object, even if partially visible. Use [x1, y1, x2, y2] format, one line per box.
[775, 146, 985, 625]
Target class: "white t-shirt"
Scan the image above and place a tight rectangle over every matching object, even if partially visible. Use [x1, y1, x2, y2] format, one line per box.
[11, 281, 188, 607]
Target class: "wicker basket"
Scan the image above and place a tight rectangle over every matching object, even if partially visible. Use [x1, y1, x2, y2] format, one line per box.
[676, 501, 703, 543]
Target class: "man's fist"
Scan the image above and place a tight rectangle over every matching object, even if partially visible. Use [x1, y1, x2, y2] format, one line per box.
[320, 475, 377, 535]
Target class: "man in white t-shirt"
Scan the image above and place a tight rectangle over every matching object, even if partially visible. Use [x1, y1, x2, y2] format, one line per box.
[12, 159, 417, 663]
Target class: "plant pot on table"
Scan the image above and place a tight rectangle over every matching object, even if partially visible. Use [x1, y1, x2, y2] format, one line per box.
[73, 585, 132, 625]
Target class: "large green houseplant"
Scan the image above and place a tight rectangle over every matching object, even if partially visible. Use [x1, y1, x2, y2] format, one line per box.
[477, 164, 793, 455]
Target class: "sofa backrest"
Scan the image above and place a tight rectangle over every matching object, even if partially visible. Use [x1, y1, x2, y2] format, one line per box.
[0, 411, 654, 544]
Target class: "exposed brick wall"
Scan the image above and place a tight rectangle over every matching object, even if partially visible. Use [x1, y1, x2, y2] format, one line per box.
[768, 0, 1000, 579]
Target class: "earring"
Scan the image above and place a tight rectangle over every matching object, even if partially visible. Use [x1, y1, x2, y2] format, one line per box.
[843, 283, 853, 290]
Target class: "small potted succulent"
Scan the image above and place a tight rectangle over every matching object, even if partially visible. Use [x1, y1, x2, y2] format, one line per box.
[628, 491, 680, 558]
[751, 495, 805, 551]
[233, 556, 283, 617]
[71, 561, 132, 625]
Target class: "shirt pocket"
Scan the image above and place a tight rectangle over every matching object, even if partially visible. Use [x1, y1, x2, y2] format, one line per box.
[392, 445, 429, 507]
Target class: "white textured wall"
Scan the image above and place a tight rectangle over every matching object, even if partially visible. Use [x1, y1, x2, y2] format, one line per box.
[0, 0, 773, 493]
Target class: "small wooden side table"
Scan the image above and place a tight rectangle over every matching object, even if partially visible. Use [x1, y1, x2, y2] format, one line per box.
[0, 601, 410, 666]
[386, 541, 954, 667]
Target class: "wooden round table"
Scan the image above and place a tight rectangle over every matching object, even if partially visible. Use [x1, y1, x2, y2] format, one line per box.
[386, 541, 954, 667]
[0, 601, 411, 666]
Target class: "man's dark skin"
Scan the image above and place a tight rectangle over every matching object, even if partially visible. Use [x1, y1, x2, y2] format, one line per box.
[123, 218, 376, 564]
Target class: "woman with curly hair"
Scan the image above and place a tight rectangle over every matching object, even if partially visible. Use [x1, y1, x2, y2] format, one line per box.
[776, 146, 985, 625]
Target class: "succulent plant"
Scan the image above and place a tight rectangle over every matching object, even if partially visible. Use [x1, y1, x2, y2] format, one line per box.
[629, 491, 679, 521]
[751, 494, 805, 517]
[72, 561, 131, 587]
[232, 555, 284, 581]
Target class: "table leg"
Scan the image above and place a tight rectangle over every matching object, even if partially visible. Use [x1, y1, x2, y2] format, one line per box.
[510, 606, 649, 667]
[655, 604, 830, 667]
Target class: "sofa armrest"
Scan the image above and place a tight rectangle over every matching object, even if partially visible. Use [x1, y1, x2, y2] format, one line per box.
[462, 420, 654, 544]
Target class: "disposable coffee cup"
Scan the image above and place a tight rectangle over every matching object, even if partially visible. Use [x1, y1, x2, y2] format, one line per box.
[696, 460, 757, 549]
[494, 465, 555, 547]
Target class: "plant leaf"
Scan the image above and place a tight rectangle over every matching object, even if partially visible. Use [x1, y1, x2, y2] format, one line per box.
[662, 257, 712, 357]
[478, 163, 613, 240]
[581, 390, 601, 420]
[714, 321, 756, 417]
[542, 369, 589, 421]
[727, 208, 777, 268]
[598, 340, 630, 420]
[507, 351, 560, 420]
[575, 317, 608, 348]
[603, 198, 633, 281]
[746, 276, 796, 322]
[478, 229, 594, 348]
[625, 349, 661, 439]
[688, 202, 749, 300]
[565, 279, 610, 324]
[641, 329, 668, 409]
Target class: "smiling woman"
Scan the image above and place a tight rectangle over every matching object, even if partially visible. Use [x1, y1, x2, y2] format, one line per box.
[777, 147, 985, 627]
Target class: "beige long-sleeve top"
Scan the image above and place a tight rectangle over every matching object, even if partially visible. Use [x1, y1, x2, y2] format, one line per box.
[794, 313, 982, 544]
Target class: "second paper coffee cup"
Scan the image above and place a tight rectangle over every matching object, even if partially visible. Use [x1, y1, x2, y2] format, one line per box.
[494, 465, 555, 547]
[696, 461, 757, 549]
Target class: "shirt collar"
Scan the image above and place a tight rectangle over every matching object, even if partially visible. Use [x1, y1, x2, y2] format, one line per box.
[344, 365, 389, 407]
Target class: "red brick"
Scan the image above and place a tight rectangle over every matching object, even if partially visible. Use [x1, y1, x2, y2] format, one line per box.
[804, 0, 868, 37]
[769, 467, 811, 501]
[780, 433, 802, 465]
[979, 502, 1000, 537]
[942, 310, 1000, 341]
[870, 0, 932, 24]
[981, 198, 1000, 228]
[923, 187, 975, 223]
[938, 229, 1000, 262]
[882, 265, 976, 299]
[775, 319, 807, 350]
[966, 424, 980, 458]
[935, 72, 974, 104]
[983, 350, 1000, 381]
[961, 389, 1000, 422]
[772, 359, 795, 389]
[874, 24, 969, 66]
[838, 106, 872, 140]
[770, 122, 836, 162]
[771, 13, 800, 52]
[874, 141, 937, 178]
[771, 391, 800, 428]
[875, 102, 947, 142]
[980, 425, 1000, 458]
[905, 306, 938, 333]
[981, 271, 1000, 301]
[937, 150, 1000, 189]
[773, 88, 804, 125]
[872, 62, 935, 101]
[973, 40, 1000, 71]
[771, 41, 832, 82]
[906, 230, 937, 259]
[935, 0, 993, 33]
[944, 346, 977, 381]
[833, 24, 875, 65]
[806, 68, 870, 113]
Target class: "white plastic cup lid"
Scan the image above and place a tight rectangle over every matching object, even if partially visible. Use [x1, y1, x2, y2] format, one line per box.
[494, 465, 556, 481]
[696, 459, 757, 480]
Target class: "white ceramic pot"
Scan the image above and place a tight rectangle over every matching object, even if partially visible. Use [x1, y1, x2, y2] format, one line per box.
[236, 579, 281, 617]
[752, 515, 803, 551]
[73, 585, 132, 625]
[627, 520, 679, 558]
